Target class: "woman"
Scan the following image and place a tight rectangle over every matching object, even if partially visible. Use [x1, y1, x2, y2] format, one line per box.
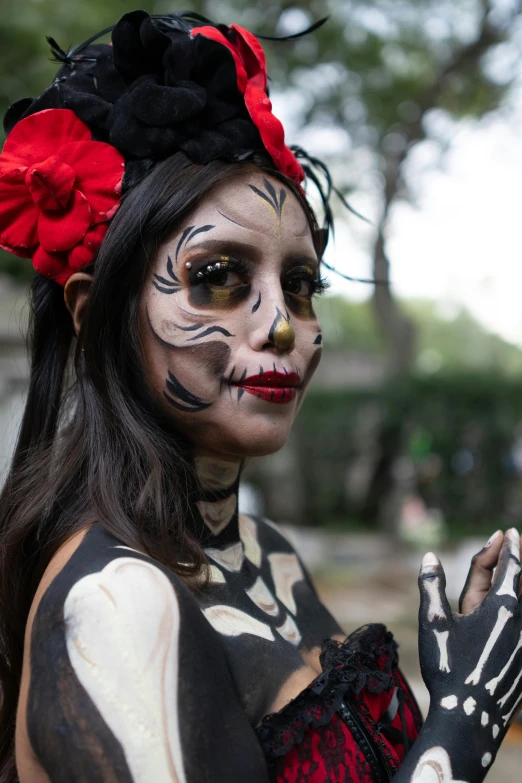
[0, 10, 521, 783]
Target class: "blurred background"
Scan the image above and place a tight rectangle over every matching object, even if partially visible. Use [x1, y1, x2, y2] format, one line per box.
[1, 0, 522, 777]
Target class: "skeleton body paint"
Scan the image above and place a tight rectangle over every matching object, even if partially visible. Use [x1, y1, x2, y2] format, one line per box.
[25, 505, 345, 781]
[22, 169, 522, 783]
[140, 171, 325, 459]
[21, 170, 341, 782]
[399, 530, 522, 783]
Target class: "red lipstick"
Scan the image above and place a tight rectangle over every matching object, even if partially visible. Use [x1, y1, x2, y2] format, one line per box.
[234, 371, 299, 403]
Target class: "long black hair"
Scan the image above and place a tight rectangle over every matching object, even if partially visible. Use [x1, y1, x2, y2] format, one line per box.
[0, 149, 324, 781]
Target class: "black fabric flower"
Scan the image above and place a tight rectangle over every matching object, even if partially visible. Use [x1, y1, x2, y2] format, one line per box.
[4, 10, 263, 191]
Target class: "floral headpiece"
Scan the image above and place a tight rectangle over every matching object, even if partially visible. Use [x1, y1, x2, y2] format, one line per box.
[0, 11, 316, 286]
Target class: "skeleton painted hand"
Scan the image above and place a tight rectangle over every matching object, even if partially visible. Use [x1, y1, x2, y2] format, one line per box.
[416, 528, 522, 780]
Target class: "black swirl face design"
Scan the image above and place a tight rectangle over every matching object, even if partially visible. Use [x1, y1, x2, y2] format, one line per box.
[152, 256, 181, 295]
[249, 178, 287, 226]
[140, 171, 327, 456]
[164, 370, 212, 413]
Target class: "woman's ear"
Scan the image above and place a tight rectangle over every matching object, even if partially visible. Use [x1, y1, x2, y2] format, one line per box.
[64, 273, 94, 336]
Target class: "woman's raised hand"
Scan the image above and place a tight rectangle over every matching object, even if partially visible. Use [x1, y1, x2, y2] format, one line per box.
[413, 528, 522, 780]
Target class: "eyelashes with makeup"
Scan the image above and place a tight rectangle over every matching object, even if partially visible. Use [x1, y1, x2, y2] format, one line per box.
[284, 268, 330, 298]
[188, 257, 329, 298]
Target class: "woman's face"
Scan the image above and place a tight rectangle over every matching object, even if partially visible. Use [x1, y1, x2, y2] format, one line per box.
[139, 170, 323, 459]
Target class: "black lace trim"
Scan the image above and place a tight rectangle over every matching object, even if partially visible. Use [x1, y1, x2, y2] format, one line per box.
[256, 623, 398, 759]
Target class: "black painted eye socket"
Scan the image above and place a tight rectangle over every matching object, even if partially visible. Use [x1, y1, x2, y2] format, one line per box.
[283, 267, 329, 298]
[192, 259, 250, 288]
[205, 268, 244, 287]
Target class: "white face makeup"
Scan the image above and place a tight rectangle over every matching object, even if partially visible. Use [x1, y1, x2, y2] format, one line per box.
[139, 171, 324, 459]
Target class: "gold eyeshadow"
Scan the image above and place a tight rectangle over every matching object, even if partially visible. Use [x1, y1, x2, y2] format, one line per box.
[185, 253, 326, 314]
[187, 259, 249, 310]
[189, 284, 250, 310]
[284, 293, 315, 319]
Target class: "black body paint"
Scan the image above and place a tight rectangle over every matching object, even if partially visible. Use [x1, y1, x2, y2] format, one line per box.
[164, 370, 212, 413]
[176, 226, 195, 260]
[217, 209, 246, 228]
[160, 341, 231, 414]
[174, 322, 205, 332]
[27, 525, 270, 783]
[189, 268, 250, 309]
[235, 367, 247, 401]
[175, 223, 216, 262]
[146, 305, 233, 355]
[252, 291, 262, 313]
[187, 325, 234, 341]
[153, 256, 182, 294]
[186, 224, 215, 245]
[394, 531, 522, 783]
[249, 178, 287, 222]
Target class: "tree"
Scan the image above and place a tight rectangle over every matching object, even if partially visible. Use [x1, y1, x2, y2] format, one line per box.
[263, 0, 522, 372]
[1, 0, 521, 311]
[315, 294, 522, 376]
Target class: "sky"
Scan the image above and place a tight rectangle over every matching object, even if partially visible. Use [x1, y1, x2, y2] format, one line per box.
[273, 85, 522, 348]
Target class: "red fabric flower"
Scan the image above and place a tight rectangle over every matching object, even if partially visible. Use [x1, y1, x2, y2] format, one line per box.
[0, 108, 124, 285]
[191, 25, 304, 185]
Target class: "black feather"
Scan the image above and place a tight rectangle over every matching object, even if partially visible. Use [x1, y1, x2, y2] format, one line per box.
[257, 17, 329, 41]
[46, 36, 73, 65]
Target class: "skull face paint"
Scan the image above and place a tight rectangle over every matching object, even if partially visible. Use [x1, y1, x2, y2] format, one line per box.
[139, 172, 325, 458]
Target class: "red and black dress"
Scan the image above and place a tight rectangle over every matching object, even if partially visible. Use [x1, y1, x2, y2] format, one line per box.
[256, 625, 422, 783]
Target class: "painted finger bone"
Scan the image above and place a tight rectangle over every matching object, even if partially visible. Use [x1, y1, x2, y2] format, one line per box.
[464, 605, 513, 686]
[496, 529, 521, 600]
[502, 690, 522, 727]
[426, 577, 447, 622]
[496, 666, 522, 709]
[485, 630, 522, 695]
[433, 629, 450, 673]
[419, 553, 449, 624]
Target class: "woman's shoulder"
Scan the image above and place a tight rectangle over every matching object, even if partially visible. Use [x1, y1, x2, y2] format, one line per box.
[32, 523, 197, 616]
[17, 523, 269, 783]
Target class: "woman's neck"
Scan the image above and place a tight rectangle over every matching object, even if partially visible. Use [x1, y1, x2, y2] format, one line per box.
[189, 454, 242, 550]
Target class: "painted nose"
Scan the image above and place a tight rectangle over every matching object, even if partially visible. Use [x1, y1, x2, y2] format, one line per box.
[249, 302, 296, 355]
[268, 308, 295, 353]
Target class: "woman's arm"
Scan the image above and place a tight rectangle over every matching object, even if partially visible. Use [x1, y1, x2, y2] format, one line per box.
[394, 528, 522, 782]
[25, 553, 270, 783]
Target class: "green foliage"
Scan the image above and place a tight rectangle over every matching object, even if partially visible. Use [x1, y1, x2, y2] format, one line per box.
[315, 294, 522, 375]
[294, 374, 522, 535]
[0, 249, 33, 284]
[0, 1, 516, 154]
[314, 295, 386, 354]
